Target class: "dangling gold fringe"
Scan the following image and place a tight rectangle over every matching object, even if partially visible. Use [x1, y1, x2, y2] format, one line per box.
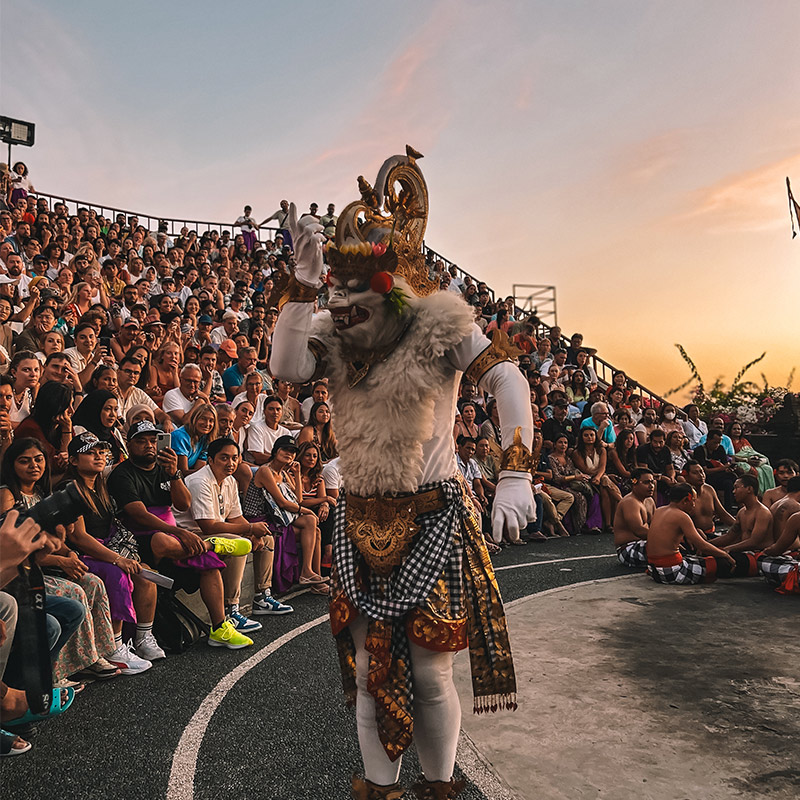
[473, 692, 517, 715]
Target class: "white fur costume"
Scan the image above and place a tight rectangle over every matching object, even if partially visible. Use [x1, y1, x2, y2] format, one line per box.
[270, 179, 534, 793]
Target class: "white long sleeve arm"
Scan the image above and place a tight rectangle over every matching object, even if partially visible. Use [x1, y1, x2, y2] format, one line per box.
[479, 361, 534, 456]
[268, 302, 319, 383]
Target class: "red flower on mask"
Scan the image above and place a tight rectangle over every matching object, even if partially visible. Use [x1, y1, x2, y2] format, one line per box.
[370, 271, 394, 295]
[372, 242, 387, 257]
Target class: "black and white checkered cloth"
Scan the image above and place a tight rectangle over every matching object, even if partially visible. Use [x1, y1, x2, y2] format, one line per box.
[758, 554, 799, 587]
[648, 555, 710, 585]
[332, 477, 465, 622]
[331, 477, 467, 714]
[617, 540, 648, 568]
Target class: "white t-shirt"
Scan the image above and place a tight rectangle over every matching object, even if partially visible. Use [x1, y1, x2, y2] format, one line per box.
[245, 421, 291, 459]
[174, 464, 242, 527]
[231, 392, 266, 421]
[210, 326, 232, 345]
[682, 418, 708, 449]
[63, 346, 91, 373]
[235, 215, 258, 233]
[118, 385, 159, 419]
[321, 458, 341, 492]
[162, 387, 194, 416]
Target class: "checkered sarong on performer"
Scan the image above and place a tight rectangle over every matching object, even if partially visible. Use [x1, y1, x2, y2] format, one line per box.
[758, 554, 799, 588]
[648, 554, 714, 585]
[330, 475, 516, 759]
[617, 540, 647, 568]
[332, 478, 464, 623]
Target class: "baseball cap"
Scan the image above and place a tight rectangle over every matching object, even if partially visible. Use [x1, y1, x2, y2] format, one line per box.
[271, 435, 298, 456]
[218, 340, 237, 358]
[122, 319, 140, 329]
[68, 432, 111, 458]
[127, 420, 159, 441]
[198, 314, 213, 325]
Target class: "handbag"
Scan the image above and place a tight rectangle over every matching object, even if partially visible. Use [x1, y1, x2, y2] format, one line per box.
[105, 516, 141, 562]
[568, 479, 594, 499]
[266, 482, 299, 527]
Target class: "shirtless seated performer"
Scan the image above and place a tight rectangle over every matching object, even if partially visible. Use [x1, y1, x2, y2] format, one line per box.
[762, 459, 799, 509]
[759, 496, 800, 591]
[683, 460, 735, 538]
[766, 476, 800, 550]
[712, 475, 773, 561]
[646, 484, 736, 585]
[613, 468, 655, 568]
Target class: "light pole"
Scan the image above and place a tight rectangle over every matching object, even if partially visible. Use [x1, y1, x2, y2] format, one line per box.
[0, 115, 36, 167]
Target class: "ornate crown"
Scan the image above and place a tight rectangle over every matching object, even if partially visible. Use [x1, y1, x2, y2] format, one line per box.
[326, 145, 437, 297]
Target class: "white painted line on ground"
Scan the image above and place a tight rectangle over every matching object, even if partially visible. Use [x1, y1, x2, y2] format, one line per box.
[505, 573, 638, 609]
[493, 553, 617, 571]
[168, 569, 635, 800]
[166, 613, 329, 800]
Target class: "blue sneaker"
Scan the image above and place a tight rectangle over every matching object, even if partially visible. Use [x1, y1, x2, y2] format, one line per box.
[228, 609, 262, 633]
[251, 593, 294, 616]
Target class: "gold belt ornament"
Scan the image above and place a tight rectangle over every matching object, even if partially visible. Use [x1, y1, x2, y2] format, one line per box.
[345, 487, 446, 577]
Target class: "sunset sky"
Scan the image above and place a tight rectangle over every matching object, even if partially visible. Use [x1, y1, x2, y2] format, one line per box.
[3, 0, 799, 397]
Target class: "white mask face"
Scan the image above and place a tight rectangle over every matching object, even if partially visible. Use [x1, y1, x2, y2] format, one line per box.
[664, 412, 676, 420]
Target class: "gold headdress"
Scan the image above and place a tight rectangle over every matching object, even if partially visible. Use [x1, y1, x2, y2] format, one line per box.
[327, 145, 437, 297]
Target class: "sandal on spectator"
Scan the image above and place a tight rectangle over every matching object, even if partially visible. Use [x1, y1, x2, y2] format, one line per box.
[524, 532, 547, 542]
[309, 583, 330, 596]
[4, 687, 75, 728]
[55, 678, 85, 695]
[298, 575, 328, 585]
[1, 729, 32, 757]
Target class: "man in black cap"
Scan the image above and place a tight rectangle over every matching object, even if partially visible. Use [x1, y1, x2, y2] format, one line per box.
[107, 421, 255, 650]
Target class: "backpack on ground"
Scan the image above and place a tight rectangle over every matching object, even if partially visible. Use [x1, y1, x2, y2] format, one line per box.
[152, 588, 208, 654]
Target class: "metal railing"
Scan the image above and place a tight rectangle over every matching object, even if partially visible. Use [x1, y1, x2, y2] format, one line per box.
[35, 190, 668, 407]
[36, 190, 494, 302]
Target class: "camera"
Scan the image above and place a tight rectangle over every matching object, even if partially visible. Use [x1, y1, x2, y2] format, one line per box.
[4, 482, 87, 538]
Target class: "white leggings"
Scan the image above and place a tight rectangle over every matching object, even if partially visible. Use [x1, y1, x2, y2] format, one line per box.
[349, 614, 462, 785]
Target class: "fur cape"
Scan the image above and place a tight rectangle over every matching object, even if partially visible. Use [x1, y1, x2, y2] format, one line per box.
[311, 291, 475, 495]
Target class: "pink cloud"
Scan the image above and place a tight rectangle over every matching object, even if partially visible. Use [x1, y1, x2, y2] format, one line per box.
[683, 151, 800, 233]
[617, 129, 688, 184]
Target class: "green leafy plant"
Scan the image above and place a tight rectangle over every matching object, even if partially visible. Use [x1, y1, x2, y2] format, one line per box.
[664, 345, 793, 428]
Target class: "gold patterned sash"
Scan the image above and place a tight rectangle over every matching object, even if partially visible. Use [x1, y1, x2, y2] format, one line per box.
[344, 487, 446, 577]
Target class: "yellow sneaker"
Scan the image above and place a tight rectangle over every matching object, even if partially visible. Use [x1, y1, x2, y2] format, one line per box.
[205, 537, 252, 557]
[208, 619, 253, 649]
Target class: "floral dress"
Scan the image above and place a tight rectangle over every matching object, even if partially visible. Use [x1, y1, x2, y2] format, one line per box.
[17, 492, 116, 680]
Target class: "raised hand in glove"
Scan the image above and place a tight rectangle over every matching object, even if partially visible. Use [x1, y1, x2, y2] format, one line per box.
[491, 475, 536, 544]
[287, 202, 325, 288]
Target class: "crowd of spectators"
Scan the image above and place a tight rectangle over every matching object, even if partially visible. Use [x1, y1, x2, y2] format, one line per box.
[0, 176, 791, 758]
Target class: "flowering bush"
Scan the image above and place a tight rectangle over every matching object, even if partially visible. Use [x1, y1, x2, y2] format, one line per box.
[666, 345, 796, 432]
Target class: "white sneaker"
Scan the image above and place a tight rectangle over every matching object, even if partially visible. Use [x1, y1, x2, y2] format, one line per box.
[108, 640, 152, 675]
[251, 593, 294, 615]
[133, 631, 166, 661]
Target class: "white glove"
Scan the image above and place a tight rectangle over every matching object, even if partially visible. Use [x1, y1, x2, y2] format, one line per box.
[491, 474, 536, 543]
[287, 202, 324, 288]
